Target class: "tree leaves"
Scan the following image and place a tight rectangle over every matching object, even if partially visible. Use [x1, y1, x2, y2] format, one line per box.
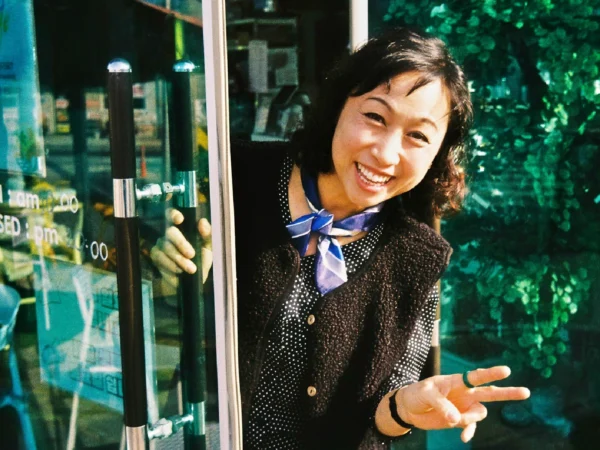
[382, 0, 600, 380]
[481, 35, 496, 50]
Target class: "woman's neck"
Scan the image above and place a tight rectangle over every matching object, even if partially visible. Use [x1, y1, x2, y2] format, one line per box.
[290, 165, 358, 221]
[317, 171, 362, 220]
[288, 164, 368, 254]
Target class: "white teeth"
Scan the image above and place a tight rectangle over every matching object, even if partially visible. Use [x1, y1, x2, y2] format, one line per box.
[357, 163, 391, 184]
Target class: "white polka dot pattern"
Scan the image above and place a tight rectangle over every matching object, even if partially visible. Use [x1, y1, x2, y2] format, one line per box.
[246, 155, 438, 449]
[375, 287, 439, 406]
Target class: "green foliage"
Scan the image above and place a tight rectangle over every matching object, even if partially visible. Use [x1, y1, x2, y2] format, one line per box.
[384, 0, 600, 378]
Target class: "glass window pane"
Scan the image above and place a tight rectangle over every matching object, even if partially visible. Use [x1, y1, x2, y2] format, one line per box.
[372, 0, 600, 448]
[1, 1, 220, 448]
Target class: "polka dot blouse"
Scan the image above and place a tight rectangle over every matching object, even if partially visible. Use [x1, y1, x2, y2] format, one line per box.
[246, 155, 439, 449]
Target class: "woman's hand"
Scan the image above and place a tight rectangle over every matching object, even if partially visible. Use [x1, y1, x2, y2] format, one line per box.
[150, 208, 213, 286]
[376, 366, 530, 443]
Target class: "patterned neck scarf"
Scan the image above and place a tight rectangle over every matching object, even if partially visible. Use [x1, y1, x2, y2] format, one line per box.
[286, 168, 384, 295]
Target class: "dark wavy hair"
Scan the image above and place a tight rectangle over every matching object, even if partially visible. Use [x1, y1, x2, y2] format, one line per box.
[291, 27, 472, 223]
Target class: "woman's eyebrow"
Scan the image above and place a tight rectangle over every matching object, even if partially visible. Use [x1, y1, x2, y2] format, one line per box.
[366, 96, 440, 131]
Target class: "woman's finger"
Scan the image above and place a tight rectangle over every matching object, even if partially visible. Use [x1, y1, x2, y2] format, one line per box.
[458, 366, 511, 389]
[198, 218, 212, 251]
[151, 245, 182, 275]
[167, 208, 184, 225]
[421, 386, 461, 425]
[165, 226, 195, 259]
[459, 403, 487, 427]
[461, 422, 477, 443]
[162, 239, 197, 274]
[470, 386, 531, 403]
[201, 246, 213, 283]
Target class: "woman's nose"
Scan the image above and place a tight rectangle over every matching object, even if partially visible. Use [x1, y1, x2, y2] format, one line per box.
[371, 134, 401, 166]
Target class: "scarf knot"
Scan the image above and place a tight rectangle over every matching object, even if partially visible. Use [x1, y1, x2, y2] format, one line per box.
[286, 168, 383, 295]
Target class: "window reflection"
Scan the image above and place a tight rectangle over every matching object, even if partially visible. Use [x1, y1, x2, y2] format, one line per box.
[0, 0, 45, 179]
[0, 0, 216, 448]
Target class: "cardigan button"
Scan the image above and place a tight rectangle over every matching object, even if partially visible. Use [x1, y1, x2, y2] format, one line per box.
[307, 314, 316, 326]
[307, 386, 317, 397]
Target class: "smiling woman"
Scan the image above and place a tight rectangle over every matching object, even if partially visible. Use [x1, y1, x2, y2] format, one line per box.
[294, 28, 472, 226]
[151, 27, 530, 450]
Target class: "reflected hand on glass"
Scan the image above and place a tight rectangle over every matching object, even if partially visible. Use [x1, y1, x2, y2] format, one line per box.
[151, 208, 212, 287]
[376, 365, 530, 443]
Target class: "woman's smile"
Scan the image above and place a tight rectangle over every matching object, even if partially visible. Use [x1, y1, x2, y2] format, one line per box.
[355, 162, 393, 191]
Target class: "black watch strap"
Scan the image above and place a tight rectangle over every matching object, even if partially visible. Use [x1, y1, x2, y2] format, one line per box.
[389, 388, 414, 430]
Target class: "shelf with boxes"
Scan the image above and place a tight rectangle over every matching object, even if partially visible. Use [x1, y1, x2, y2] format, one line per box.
[227, 15, 307, 141]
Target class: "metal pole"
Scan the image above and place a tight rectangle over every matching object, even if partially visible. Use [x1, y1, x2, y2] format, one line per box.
[107, 58, 149, 450]
[422, 218, 442, 379]
[350, 0, 369, 51]
[432, 217, 442, 376]
[171, 60, 207, 450]
[201, 1, 243, 448]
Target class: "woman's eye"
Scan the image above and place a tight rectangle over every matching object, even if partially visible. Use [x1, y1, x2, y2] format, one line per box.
[408, 131, 430, 144]
[364, 112, 386, 125]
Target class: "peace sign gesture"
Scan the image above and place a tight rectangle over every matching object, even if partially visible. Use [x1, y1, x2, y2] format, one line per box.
[376, 366, 530, 443]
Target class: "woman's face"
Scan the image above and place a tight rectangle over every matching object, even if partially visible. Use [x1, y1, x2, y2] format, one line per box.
[323, 71, 451, 217]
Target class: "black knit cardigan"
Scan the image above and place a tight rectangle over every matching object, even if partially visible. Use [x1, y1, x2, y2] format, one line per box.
[232, 141, 452, 449]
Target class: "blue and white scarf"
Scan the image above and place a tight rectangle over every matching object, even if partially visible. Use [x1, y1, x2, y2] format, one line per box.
[286, 168, 384, 295]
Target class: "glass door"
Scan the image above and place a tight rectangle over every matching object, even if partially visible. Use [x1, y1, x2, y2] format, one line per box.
[0, 1, 237, 448]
